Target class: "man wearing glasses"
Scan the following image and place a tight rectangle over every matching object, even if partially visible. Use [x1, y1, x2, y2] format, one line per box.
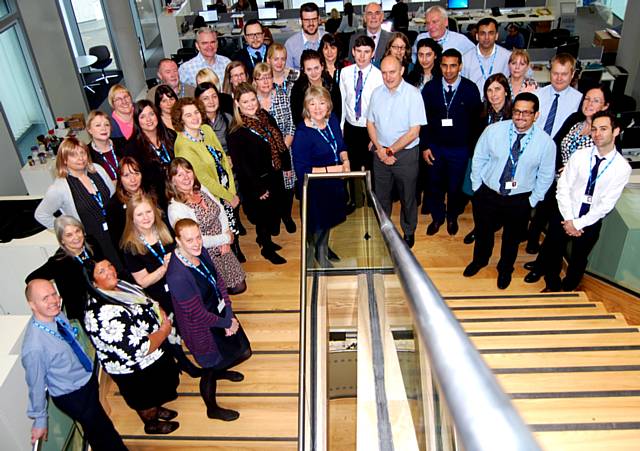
[285, 2, 326, 70]
[348, 2, 391, 66]
[179, 27, 231, 87]
[233, 19, 269, 75]
[465, 92, 555, 289]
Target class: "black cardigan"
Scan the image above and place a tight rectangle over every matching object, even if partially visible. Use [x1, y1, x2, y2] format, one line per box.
[290, 73, 342, 126]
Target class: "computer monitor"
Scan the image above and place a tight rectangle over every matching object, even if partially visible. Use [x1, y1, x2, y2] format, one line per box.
[447, 0, 469, 9]
[258, 7, 278, 20]
[324, 1, 344, 13]
[557, 41, 579, 59]
[505, 0, 526, 8]
[292, 0, 324, 8]
[199, 10, 218, 23]
[382, 0, 394, 12]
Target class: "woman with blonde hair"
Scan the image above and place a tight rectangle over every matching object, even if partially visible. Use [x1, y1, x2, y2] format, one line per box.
[34, 137, 122, 271]
[253, 62, 295, 148]
[86, 110, 123, 181]
[508, 49, 537, 98]
[266, 43, 299, 97]
[108, 84, 135, 142]
[196, 67, 221, 89]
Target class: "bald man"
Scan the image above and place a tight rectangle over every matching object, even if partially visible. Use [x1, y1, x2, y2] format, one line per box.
[21, 279, 127, 450]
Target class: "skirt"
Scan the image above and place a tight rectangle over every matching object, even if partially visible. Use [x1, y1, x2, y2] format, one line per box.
[110, 352, 179, 411]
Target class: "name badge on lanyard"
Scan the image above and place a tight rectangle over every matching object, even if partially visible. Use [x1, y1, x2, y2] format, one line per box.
[505, 180, 517, 190]
[442, 119, 453, 127]
[102, 222, 109, 231]
[218, 298, 225, 313]
[583, 195, 593, 204]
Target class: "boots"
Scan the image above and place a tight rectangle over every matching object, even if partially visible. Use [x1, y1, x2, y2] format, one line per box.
[200, 370, 240, 421]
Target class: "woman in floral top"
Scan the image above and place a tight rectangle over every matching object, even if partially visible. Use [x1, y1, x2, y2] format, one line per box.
[84, 259, 180, 435]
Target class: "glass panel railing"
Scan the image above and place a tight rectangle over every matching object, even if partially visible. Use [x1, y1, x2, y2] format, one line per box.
[299, 172, 541, 451]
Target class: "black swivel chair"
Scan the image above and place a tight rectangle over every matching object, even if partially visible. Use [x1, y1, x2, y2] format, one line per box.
[88, 45, 118, 84]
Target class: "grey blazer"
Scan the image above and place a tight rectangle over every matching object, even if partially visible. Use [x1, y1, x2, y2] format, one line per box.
[348, 29, 392, 66]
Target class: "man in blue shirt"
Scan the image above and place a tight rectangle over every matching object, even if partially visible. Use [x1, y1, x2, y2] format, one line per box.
[368, 56, 427, 248]
[233, 19, 269, 75]
[21, 279, 127, 450]
[411, 6, 474, 63]
[465, 93, 555, 289]
[421, 48, 482, 236]
[285, 3, 326, 70]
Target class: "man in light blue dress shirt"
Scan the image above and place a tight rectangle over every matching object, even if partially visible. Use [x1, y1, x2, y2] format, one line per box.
[284, 3, 326, 70]
[367, 56, 427, 248]
[461, 18, 511, 97]
[411, 6, 474, 63]
[179, 27, 231, 87]
[465, 93, 555, 289]
[21, 279, 127, 450]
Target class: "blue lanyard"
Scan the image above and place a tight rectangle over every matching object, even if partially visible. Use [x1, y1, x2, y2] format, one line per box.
[476, 46, 497, 82]
[247, 127, 271, 143]
[178, 83, 185, 98]
[140, 234, 166, 265]
[89, 179, 106, 217]
[151, 142, 171, 164]
[74, 248, 90, 265]
[442, 84, 458, 118]
[176, 250, 223, 301]
[586, 148, 616, 193]
[31, 317, 78, 342]
[92, 141, 118, 179]
[183, 129, 204, 143]
[508, 124, 535, 178]
[312, 119, 339, 162]
[436, 29, 449, 47]
[353, 66, 373, 110]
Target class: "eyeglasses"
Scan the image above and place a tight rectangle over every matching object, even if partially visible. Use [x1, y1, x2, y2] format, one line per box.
[246, 32, 264, 39]
[391, 45, 406, 51]
[113, 95, 131, 104]
[301, 17, 318, 23]
[512, 109, 535, 117]
[255, 75, 273, 81]
[584, 96, 604, 105]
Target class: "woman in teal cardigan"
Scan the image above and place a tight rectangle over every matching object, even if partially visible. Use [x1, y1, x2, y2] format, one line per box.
[171, 97, 245, 262]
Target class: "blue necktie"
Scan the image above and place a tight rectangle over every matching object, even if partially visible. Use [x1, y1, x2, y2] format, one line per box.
[578, 156, 604, 217]
[56, 319, 92, 372]
[543, 93, 559, 135]
[499, 133, 525, 195]
[355, 70, 363, 120]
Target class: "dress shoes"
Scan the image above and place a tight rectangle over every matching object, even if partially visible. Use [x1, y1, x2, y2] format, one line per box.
[261, 248, 286, 265]
[219, 370, 244, 382]
[157, 407, 179, 421]
[257, 238, 282, 251]
[463, 261, 485, 277]
[144, 419, 180, 434]
[525, 241, 540, 254]
[463, 230, 475, 244]
[497, 272, 512, 289]
[523, 261, 537, 271]
[284, 218, 297, 234]
[403, 234, 415, 248]
[524, 270, 543, 283]
[426, 220, 443, 236]
[447, 219, 459, 236]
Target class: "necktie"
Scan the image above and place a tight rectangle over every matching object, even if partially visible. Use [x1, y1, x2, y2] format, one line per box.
[253, 51, 262, 64]
[499, 133, 525, 195]
[579, 156, 604, 216]
[355, 70, 364, 120]
[445, 85, 453, 103]
[543, 93, 560, 135]
[56, 319, 92, 372]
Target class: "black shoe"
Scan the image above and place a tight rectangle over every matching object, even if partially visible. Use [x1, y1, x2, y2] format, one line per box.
[157, 407, 178, 421]
[523, 261, 537, 271]
[183, 364, 204, 378]
[207, 407, 240, 421]
[446, 219, 459, 236]
[463, 261, 485, 277]
[346, 203, 356, 215]
[403, 234, 415, 248]
[541, 286, 560, 293]
[463, 230, 475, 244]
[144, 420, 180, 434]
[327, 247, 340, 262]
[237, 222, 247, 236]
[235, 248, 246, 263]
[497, 272, 512, 289]
[219, 370, 244, 382]
[524, 270, 543, 283]
[284, 218, 297, 234]
[525, 241, 540, 254]
[426, 220, 443, 236]
[257, 238, 282, 251]
[261, 248, 286, 265]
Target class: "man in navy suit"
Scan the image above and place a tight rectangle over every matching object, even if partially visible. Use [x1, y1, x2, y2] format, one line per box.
[420, 48, 482, 236]
[233, 19, 269, 76]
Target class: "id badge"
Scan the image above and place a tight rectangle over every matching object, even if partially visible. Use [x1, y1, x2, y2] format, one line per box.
[442, 118, 453, 127]
[218, 298, 225, 313]
[164, 283, 169, 292]
[102, 222, 109, 231]
[583, 195, 593, 204]
[505, 180, 517, 190]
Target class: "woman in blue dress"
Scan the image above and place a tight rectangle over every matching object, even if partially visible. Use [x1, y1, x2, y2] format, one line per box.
[291, 86, 350, 266]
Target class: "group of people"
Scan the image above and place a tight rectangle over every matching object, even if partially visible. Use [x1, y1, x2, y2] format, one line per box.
[21, 2, 632, 448]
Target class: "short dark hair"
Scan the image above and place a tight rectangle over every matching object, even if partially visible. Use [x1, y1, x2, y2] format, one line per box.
[477, 17, 498, 30]
[244, 18, 262, 34]
[353, 35, 375, 51]
[300, 2, 319, 16]
[592, 110, 620, 130]
[194, 81, 220, 99]
[441, 48, 462, 64]
[300, 49, 322, 69]
[513, 92, 540, 113]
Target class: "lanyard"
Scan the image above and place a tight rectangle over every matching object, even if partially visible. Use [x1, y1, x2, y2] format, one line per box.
[247, 126, 271, 143]
[312, 119, 339, 162]
[140, 234, 166, 265]
[92, 141, 118, 179]
[176, 250, 222, 301]
[476, 46, 497, 82]
[567, 123, 591, 156]
[74, 248, 90, 265]
[586, 148, 616, 193]
[442, 84, 458, 119]
[507, 124, 535, 178]
[89, 179, 106, 217]
[151, 142, 171, 164]
[353, 66, 373, 110]
[31, 317, 77, 342]
[178, 83, 185, 98]
[436, 29, 449, 47]
[183, 129, 204, 143]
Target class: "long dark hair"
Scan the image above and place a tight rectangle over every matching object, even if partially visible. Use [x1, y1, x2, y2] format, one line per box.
[195, 81, 230, 129]
[480, 73, 513, 123]
[407, 38, 442, 87]
[154, 84, 178, 113]
[133, 99, 175, 163]
[344, 2, 354, 27]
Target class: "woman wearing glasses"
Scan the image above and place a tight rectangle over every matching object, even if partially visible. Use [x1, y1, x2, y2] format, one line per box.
[384, 32, 412, 79]
[253, 63, 295, 149]
[108, 84, 135, 144]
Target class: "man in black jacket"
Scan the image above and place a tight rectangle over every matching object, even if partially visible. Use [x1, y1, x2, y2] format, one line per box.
[233, 19, 269, 76]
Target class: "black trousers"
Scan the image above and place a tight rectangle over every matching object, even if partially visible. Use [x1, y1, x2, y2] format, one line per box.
[472, 184, 532, 274]
[527, 180, 556, 246]
[426, 144, 470, 223]
[51, 373, 128, 451]
[343, 121, 372, 172]
[537, 206, 603, 291]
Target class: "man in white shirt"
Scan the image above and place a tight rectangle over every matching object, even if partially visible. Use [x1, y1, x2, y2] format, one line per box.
[461, 17, 511, 96]
[536, 53, 582, 138]
[179, 27, 231, 87]
[284, 2, 326, 70]
[348, 2, 392, 66]
[148, 58, 195, 100]
[411, 5, 474, 63]
[524, 111, 631, 292]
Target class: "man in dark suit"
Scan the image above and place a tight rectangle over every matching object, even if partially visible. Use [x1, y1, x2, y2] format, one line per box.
[233, 19, 269, 76]
[348, 2, 392, 67]
[420, 48, 482, 236]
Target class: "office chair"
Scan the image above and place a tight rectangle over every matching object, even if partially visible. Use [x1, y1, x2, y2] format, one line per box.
[577, 69, 603, 93]
[88, 45, 118, 84]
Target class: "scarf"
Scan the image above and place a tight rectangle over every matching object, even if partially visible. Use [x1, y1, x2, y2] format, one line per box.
[241, 109, 288, 171]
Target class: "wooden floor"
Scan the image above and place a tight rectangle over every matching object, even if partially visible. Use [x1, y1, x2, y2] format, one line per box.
[102, 202, 640, 450]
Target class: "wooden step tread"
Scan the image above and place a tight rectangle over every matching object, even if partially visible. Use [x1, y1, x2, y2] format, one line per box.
[453, 305, 607, 320]
[497, 371, 640, 395]
[535, 430, 640, 451]
[471, 332, 640, 350]
[483, 350, 640, 369]
[236, 312, 299, 351]
[460, 316, 630, 333]
[125, 440, 297, 450]
[514, 397, 640, 424]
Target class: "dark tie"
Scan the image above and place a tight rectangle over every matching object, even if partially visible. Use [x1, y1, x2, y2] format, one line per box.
[355, 70, 364, 120]
[579, 156, 605, 216]
[499, 133, 525, 195]
[56, 319, 93, 372]
[253, 51, 262, 64]
[445, 84, 454, 104]
[543, 93, 560, 135]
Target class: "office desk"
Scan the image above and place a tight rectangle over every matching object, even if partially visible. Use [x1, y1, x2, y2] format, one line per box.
[178, 19, 301, 49]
